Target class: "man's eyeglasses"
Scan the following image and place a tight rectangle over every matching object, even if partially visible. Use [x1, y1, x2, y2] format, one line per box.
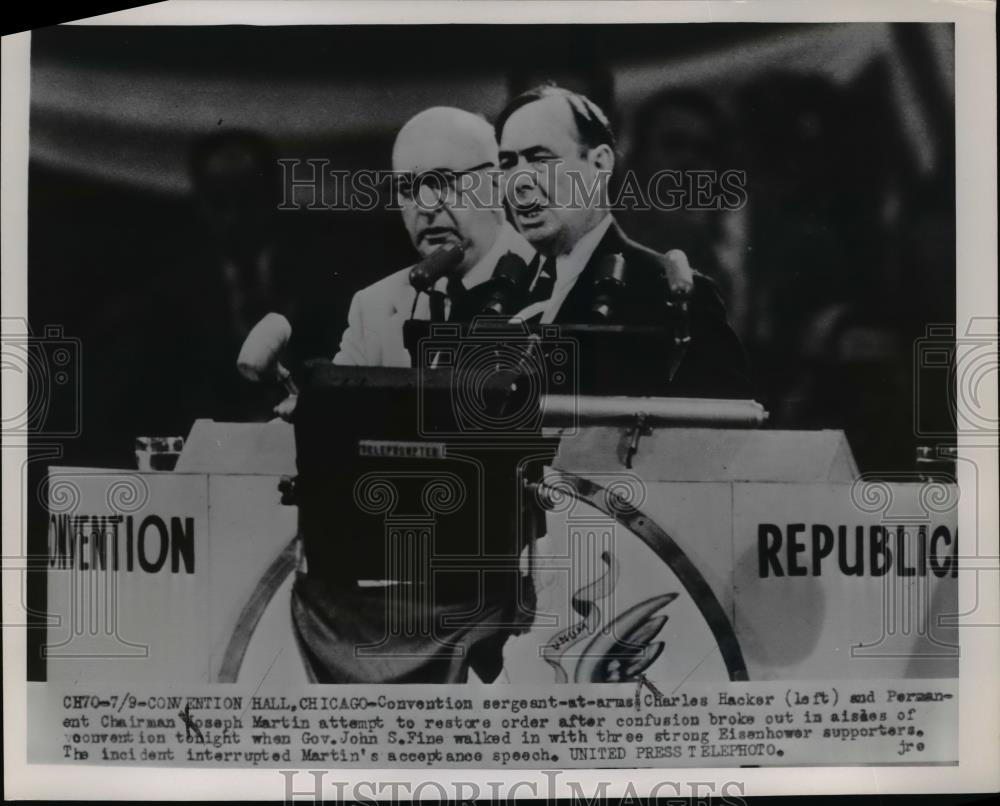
[394, 162, 496, 208]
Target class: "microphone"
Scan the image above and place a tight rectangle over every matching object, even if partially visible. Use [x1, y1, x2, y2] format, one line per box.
[480, 252, 532, 316]
[661, 248, 694, 303]
[237, 312, 298, 395]
[661, 249, 693, 346]
[403, 243, 465, 367]
[660, 249, 694, 383]
[408, 242, 465, 294]
[589, 252, 628, 321]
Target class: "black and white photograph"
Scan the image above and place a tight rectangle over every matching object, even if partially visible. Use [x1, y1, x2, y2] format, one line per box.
[2, 0, 997, 800]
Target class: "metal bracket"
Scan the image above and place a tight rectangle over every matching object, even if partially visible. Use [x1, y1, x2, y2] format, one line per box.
[623, 412, 652, 469]
[277, 475, 298, 506]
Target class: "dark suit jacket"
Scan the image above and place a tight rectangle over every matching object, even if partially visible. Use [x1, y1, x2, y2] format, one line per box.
[549, 220, 752, 400]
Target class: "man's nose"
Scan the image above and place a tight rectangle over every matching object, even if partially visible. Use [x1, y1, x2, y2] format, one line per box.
[417, 182, 445, 212]
[507, 168, 537, 202]
[417, 199, 453, 228]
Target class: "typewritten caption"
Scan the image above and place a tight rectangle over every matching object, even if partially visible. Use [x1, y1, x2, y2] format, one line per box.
[30, 680, 957, 768]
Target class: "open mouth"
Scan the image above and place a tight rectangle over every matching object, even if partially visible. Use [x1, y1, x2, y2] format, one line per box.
[515, 200, 546, 226]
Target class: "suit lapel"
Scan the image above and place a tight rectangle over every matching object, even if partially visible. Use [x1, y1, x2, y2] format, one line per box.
[390, 269, 423, 320]
[552, 221, 627, 323]
[381, 271, 423, 367]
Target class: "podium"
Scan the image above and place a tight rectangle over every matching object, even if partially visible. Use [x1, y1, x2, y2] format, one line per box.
[44, 420, 297, 683]
[45, 387, 957, 684]
[506, 424, 956, 684]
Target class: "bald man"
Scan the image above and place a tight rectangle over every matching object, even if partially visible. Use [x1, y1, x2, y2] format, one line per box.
[290, 108, 540, 686]
[333, 106, 534, 366]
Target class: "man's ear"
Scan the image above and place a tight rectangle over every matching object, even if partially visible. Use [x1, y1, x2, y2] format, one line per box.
[590, 143, 616, 175]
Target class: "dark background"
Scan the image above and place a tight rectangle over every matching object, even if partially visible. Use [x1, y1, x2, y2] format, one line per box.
[26, 23, 956, 679]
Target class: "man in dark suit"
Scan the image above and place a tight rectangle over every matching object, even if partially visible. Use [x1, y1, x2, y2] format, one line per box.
[495, 85, 751, 399]
[493, 86, 753, 682]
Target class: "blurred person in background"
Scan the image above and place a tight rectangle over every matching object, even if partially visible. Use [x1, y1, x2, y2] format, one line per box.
[620, 87, 752, 340]
[738, 70, 915, 471]
[189, 130, 284, 348]
[738, 73, 855, 360]
[136, 130, 340, 432]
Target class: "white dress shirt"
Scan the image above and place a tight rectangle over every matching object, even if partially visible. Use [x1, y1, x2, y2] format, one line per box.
[518, 214, 615, 324]
[334, 222, 534, 366]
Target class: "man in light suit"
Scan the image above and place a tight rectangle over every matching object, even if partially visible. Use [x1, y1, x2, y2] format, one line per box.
[333, 106, 534, 367]
[289, 107, 543, 685]
[238, 107, 533, 398]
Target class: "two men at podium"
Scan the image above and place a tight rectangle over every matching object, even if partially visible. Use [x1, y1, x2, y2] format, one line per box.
[243, 87, 751, 684]
[331, 106, 535, 367]
[330, 87, 750, 397]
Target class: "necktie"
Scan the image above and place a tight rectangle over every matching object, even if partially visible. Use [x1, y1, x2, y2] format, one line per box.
[446, 275, 467, 318]
[528, 257, 556, 305]
[428, 275, 467, 322]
